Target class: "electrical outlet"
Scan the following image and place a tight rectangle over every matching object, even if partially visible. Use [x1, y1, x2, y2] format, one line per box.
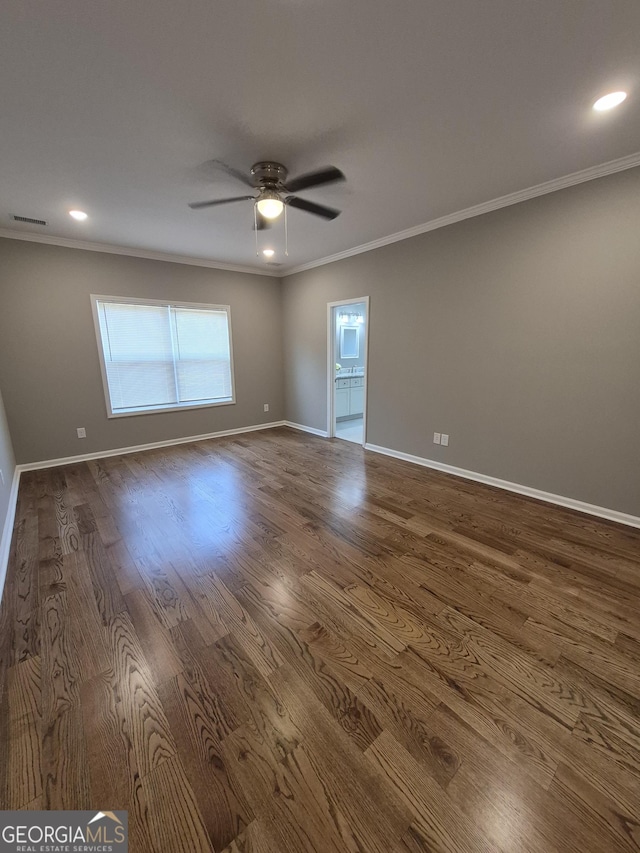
[441, 433, 449, 447]
[77, 427, 87, 439]
[433, 432, 441, 445]
[263, 403, 269, 412]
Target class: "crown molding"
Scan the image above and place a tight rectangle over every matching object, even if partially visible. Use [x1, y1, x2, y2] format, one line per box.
[0, 229, 280, 277]
[282, 150, 640, 277]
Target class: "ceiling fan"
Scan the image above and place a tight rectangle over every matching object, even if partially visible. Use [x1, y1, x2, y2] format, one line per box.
[188, 160, 345, 229]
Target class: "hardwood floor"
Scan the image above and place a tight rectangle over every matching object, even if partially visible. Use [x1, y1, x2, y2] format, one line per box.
[1, 426, 640, 852]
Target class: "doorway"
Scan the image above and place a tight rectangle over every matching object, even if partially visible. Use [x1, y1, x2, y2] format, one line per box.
[327, 297, 369, 445]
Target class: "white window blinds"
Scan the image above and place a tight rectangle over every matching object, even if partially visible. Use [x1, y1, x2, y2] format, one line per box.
[93, 297, 234, 416]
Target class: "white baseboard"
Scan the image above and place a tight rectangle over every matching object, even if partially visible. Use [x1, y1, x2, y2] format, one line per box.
[284, 421, 330, 438]
[18, 421, 288, 472]
[0, 467, 21, 606]
[365, 443, 640, 530]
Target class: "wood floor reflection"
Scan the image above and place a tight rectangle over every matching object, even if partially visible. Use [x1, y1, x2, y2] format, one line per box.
[1, 427, 640, 852]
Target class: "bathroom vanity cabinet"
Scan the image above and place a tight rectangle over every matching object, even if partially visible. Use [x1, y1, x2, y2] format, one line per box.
[335, 376, 364, 419]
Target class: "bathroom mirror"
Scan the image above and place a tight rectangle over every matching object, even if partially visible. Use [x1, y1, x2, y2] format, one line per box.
[340, 325, 359, 359]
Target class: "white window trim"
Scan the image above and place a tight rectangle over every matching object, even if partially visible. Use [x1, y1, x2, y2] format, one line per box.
[90, 293, 236, 418]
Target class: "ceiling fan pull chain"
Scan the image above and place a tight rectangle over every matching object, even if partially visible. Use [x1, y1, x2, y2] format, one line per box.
[284, 203, 289, 257]
[254, 204, 259, 255]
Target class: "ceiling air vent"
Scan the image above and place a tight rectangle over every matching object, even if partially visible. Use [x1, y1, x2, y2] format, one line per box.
[13, 215, 48, 226]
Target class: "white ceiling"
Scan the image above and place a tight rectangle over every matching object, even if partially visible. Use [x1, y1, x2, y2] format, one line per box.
[1, 0, 639, 275]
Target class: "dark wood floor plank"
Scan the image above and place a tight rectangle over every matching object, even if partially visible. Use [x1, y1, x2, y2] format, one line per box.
[219, 821, 281, 852]
[300, 620, 375, 692]
[237, 584, 383, 750]
[41, 700, 92, 809]
[106, 610, 177, 777]
[445, 719, 636, 853]
[63, 551, 111, 680]
[10, 508, 40, 664]
[167, 624, 244, 739]
[212, 632, 302, 762]
[124, 587, 183, 682]
[342, 581, 436, 648]
[103, 538, 143, 595]
[194, 572, 284, 677]
[80, 669, 141, 809]
[82, 530, 127, 624]
[366, 729, 497, 853]
[135, 553, 195, 628]
[431, 606, 582, 727]
[269, 664, 413, 852]
[45, 469, 79, 556]
[157, 672, 254, 850]
[224, 723, 356, 853]
[38, 493, 61, 567]
[298, 573, 407, 666]
[615, 632, 640, 662]
[140, 755, 214, 853]
[5, 657, 41, 808]
[357, 672, 460, 788]
[40, 589, 81, 720]
[551, 760, 640, 852]
[531, 619, 640, 700]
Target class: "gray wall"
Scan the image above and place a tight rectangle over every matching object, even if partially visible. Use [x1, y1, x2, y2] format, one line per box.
[0, 385, 16, 543]
[283, 167, 640, 517]
[0, 239, 284, 464]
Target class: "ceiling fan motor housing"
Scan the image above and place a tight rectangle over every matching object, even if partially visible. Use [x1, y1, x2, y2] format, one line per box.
[250, 161, 288, 188]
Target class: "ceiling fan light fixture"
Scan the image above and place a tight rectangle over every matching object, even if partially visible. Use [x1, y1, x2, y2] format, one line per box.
[256, 191, 284, 220]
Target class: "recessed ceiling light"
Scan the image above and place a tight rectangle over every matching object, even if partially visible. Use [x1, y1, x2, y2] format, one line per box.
[69, 209, 88, 221]
[262, 248, 275, 258]
[593, 91, 627, 111]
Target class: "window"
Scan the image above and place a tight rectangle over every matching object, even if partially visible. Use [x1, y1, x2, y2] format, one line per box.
[91, 295, 235, 417]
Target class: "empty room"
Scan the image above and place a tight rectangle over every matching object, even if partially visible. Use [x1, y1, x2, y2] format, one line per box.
[1, 2, 640, 851]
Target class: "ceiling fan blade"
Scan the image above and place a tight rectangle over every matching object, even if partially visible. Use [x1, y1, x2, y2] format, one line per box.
[285, 196, 341, 220]
[284, 166, 345, 193]
[206, 159, 255, 188]
[188, 195, 254, 210]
